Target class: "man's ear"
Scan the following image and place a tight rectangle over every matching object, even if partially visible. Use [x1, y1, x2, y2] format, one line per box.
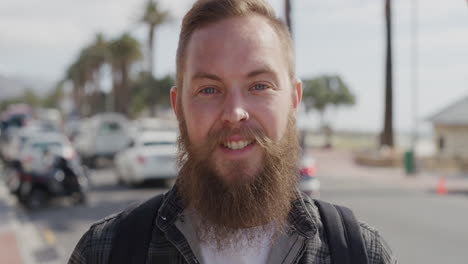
[292, 79, 303, 111]
[170, 86, 179, 116]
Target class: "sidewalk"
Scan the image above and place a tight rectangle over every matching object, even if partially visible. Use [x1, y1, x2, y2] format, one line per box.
[309, 148, 468, 193]
[0, 181, 61, 264]
[0, 193, 22, 264]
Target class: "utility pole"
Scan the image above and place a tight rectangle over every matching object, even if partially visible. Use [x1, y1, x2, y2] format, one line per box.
[407, 0, 419, 175]
[381, 0, 394, 147]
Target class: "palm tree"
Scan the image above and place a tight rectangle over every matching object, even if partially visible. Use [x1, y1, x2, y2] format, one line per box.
[381, 0, 394, 147]
[85, 34, 110, 115]
[109, 33, 142, 116]
[141, 0, 170, 116]
[66, 34, 109, 117]
[141, 0, 170, 77]
[66, 57, 89, 117]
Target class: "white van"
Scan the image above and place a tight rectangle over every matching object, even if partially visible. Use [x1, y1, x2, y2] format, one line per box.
[74, 113, 130, 167]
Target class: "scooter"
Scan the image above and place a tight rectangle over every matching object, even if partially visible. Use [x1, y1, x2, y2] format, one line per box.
[15, 155, 90, 210]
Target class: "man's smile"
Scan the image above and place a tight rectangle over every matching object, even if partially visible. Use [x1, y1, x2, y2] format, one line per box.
[222, 140, 254, 150]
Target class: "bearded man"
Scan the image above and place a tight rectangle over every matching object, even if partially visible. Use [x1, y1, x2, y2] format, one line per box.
[69, 0, 396, 263]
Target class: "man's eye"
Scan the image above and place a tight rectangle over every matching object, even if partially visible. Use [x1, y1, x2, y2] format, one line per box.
[252, 84, 269, 91]
[200, 87, 217, 94]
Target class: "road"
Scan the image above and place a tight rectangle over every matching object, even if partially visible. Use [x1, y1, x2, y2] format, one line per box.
[320, 176, 468, 264]
[4, 168, 468, 263]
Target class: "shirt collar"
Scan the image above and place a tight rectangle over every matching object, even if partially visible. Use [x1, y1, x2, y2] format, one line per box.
[286, 190, 318, 238]
[155, 187, 185, 232]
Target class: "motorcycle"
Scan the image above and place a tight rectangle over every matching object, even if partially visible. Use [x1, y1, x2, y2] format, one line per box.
[12, 154, 90, 210]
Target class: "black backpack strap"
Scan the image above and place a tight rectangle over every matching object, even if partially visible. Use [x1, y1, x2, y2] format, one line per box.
[109, 194, 165, 264]
[315, 200, 369, 264]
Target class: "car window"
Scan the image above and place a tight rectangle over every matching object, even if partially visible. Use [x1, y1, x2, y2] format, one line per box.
[31, 141, 62, 152]
[99, 122, 122, 134]
[143, 141, 175, 146]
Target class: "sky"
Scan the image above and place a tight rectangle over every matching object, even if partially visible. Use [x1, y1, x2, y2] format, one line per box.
[0, 0, 467, 134]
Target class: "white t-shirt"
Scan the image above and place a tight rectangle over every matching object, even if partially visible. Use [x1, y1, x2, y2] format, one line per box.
[177, 208, 275, 264]
[199, 228, 273, 264]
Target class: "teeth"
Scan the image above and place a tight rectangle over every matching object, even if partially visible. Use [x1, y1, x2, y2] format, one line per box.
[224, 140, 251, 150]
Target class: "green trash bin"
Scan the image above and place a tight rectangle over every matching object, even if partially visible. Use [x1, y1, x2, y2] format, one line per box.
[404, 150, 415, 174]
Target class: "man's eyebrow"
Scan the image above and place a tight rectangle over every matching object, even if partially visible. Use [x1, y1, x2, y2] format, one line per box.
[191, 67, 277, 81]
[247, 67, 277, 78]
[191, 72, 222, 82]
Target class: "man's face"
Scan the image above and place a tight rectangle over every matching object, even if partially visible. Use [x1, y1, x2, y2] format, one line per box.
[172, 15, 302, 183]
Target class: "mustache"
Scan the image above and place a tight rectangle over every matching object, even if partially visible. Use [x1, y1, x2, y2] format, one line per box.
[205, 126, 273, 151]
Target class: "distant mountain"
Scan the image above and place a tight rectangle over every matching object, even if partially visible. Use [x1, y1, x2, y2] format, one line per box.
[0, 74, 54, 101]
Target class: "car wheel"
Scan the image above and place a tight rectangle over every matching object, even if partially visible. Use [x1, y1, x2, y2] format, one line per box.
[26, 188, 49, 210]
[117, 177, 125, 186]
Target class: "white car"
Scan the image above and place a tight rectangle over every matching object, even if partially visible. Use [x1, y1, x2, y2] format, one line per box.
[2, 127, 36, 162]
[2, 124, 56, 163]
[73, 113, 131, 167]
[114, 130, 178, 186]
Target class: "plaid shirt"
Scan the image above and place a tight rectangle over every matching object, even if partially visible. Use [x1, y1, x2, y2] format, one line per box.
[69, 188, 396, 264]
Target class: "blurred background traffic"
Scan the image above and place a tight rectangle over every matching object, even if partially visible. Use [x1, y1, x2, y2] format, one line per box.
[1, 0, 467, 263]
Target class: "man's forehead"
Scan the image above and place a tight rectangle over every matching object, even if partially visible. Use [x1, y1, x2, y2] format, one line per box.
[189, 15, 278, 50]
[184, 15, 284, 80]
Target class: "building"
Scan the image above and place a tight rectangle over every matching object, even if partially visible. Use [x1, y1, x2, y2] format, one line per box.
[430, 95, 468, 159]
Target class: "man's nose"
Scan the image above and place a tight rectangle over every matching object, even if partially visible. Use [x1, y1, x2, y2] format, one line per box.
[221, 93, 249, 126]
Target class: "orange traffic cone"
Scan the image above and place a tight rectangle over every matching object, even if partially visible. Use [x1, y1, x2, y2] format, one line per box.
[436, 176, 448, 195]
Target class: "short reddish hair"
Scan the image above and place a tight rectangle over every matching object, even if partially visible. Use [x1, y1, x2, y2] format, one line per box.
[176, 0, 295, 91]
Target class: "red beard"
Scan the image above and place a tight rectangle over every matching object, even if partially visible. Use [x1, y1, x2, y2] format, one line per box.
[175, 110, 300, 249]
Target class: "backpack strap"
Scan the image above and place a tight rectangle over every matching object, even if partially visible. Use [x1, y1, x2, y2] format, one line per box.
[315, 199, 369, 264]
[109, 194, 165, 264]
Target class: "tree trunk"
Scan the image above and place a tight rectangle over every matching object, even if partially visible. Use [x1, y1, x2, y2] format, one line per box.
[120, 63, 129, 116]
[78, 84, 86, 117]
[92, 70, 101, 115]
[381, 0, 394, 147]
[148, 24, 155, 77]
[285, 0, 293, 37]
[149, 25, 157, 117]
[112, 66, 120, 113]
[72, 83, 81, 115]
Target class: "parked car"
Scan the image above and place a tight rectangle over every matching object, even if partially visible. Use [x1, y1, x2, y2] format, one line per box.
[298, 153, 320, 197]
[132, 118, 178, 132]
[73, 113, 131, 167]
[1, 126, 36, 163]
[114, 130, 178, 186]
[1, 124, 54, 163]
[0, 109, 32, 160]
